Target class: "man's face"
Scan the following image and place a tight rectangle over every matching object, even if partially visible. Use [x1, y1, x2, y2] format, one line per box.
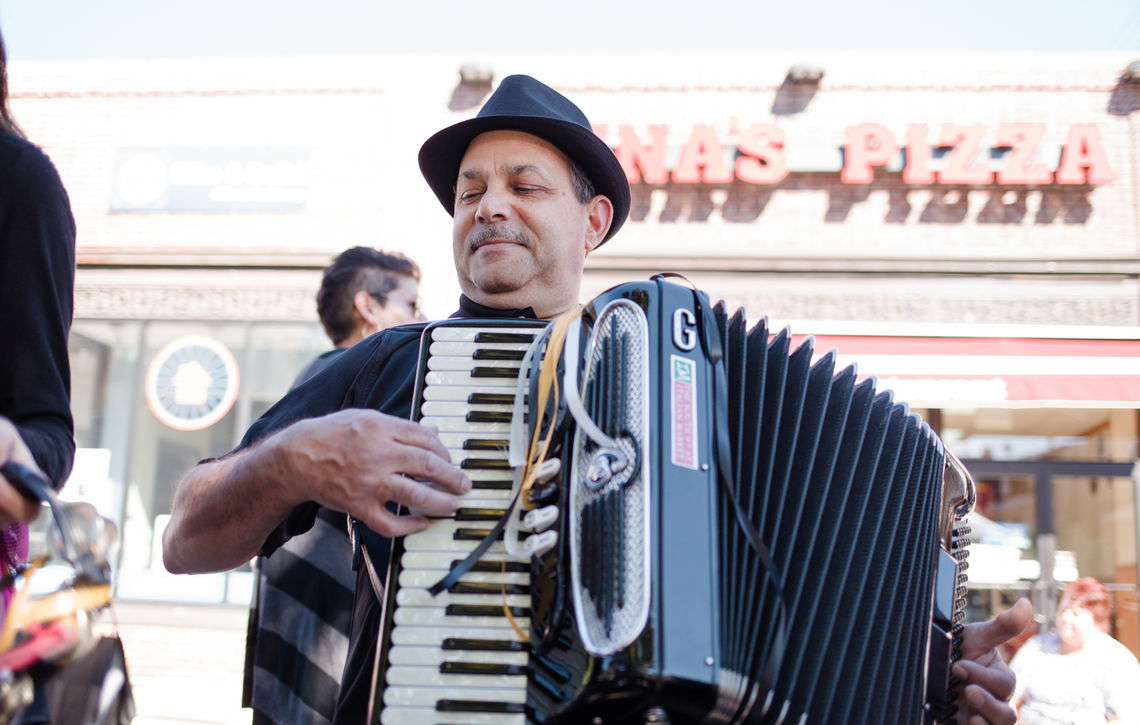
[374, 274, 424, 328]
[452, 130, 612, 319]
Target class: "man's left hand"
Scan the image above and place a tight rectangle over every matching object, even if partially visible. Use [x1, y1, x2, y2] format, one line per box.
[952, 597, 1032, 725]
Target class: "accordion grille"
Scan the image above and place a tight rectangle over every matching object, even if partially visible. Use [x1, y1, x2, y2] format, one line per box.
[569, 298, 652, 657]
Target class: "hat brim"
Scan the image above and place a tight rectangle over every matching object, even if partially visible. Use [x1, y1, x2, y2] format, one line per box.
[418, 114, 630, 245]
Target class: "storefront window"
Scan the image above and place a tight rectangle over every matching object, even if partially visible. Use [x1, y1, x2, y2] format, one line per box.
[65, 318, 327, 604]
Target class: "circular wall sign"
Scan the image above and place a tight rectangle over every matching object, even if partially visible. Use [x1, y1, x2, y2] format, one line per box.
[145, 335, 240, 431]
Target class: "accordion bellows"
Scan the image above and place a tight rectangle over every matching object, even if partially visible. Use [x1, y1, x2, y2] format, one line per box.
[373, 277, 972, 725]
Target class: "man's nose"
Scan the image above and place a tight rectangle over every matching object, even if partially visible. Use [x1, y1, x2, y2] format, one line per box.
[475, 185, 510, 223]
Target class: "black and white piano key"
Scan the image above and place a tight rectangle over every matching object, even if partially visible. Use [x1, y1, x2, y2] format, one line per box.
[382, 699, 525, 725]
[427, 356, 523, 372]
[390, 626, 527, 648]
[421, 399, 515, 414]
[395, 588, 530, 610]
[425, 362, 524, 380]
[428, 340, 532, 358]
[388, 646, 527, 668]
[384, 666, 526, 689]
[430, 327, 539, 342]
[402, 518, 521, 539]
[425, 371, 520, 388]
[422, 386, 518, 404]
[381, 708, 525, 725]
[400, 551, 528, 572]
[398, 568, 528, 590]
[420, 417, 512, 434]
[436, 433, 510, 452]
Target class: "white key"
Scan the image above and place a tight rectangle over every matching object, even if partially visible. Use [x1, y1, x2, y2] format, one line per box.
[421, 401, 514, 418]
[406, 518, 502, 537]
[389, 625, 526, 647]
[392, 608, 529, 628]
[396, 588, 529, 609]
[422, 385, 517, 402]
[428, 357, 522, 372]
[385, 666, 526, 689]
[420, 417, 511, 434]
[399, 570, 528, 589]
[426, 371, 519, 388]
[452, 495, 516, 509]
[430, 327, 542, 343]
[381, 707, 526, 725]
[402, 535, 509, 555]
[382, 708, 526, 725]
[459, 469, 513, 482]
[401, 552, 525, 571]
[384, 685, 526, 707]
[387, 646, 527, 667]
[429, 341, 534, 356]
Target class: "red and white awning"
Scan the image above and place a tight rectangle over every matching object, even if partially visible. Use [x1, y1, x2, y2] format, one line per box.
[787, 333, 1140, 408]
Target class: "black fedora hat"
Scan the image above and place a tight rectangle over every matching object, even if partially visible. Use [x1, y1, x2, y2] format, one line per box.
[418, 74, 630, 245]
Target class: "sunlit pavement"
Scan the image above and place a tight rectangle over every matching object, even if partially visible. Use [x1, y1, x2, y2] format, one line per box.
[101, 601, 251, 725]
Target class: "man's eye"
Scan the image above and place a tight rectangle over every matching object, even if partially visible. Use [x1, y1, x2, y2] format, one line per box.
[458, 190, 482, 203]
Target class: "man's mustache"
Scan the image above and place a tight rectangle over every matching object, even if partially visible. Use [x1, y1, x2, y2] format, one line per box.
[469, 225, 531, 251]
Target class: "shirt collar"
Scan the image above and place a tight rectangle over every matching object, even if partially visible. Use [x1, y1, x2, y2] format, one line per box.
[451, 294, 539, 320]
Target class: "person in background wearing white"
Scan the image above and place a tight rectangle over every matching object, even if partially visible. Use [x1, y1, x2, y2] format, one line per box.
[1011, 577, 1140, 723]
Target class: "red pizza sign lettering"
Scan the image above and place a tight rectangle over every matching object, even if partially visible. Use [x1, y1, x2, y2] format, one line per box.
[600, 123, 1114, 186]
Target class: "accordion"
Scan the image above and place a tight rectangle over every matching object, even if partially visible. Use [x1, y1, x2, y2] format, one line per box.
[371, 277, 974, 725]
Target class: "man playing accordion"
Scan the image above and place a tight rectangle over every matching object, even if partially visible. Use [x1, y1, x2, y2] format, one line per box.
[163, 74, 1031, 725]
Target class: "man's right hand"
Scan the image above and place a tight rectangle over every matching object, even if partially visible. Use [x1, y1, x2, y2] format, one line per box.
[164, 408, 473, 574]
[269, 408, 472, 537]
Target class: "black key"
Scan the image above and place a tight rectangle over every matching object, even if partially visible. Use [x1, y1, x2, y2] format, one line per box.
[471, 367, 521, 379]
[467, 411, 514, 424]
[474, 349, 527, 361]
[442, 637, 526, 652]
[472, 480, 512, 491]
[445, 604, 529, 618]
[461, 458, 511, 470]
[461, 560, 529, 574]
[468, 393, 516, 405]
[455, 508, 508, 521]
[463, 438, 508, 451]
[473, 332, 535, 344]
[437, 700, 525, 714]
[441, 661, 527, 676]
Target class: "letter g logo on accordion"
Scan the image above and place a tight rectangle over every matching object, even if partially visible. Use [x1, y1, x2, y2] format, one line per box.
[672, 307, 697, 351]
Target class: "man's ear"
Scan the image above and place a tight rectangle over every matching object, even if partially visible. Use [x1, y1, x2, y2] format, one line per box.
[352, 290, 380, 326]
[583, 194, 614, 253]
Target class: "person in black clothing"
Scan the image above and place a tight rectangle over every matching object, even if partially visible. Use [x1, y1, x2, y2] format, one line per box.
[0, 26, 77, 725]
[163, 75, 1030, 725]
[0, 30, 75, 521]
[244, 246, 422, 724]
